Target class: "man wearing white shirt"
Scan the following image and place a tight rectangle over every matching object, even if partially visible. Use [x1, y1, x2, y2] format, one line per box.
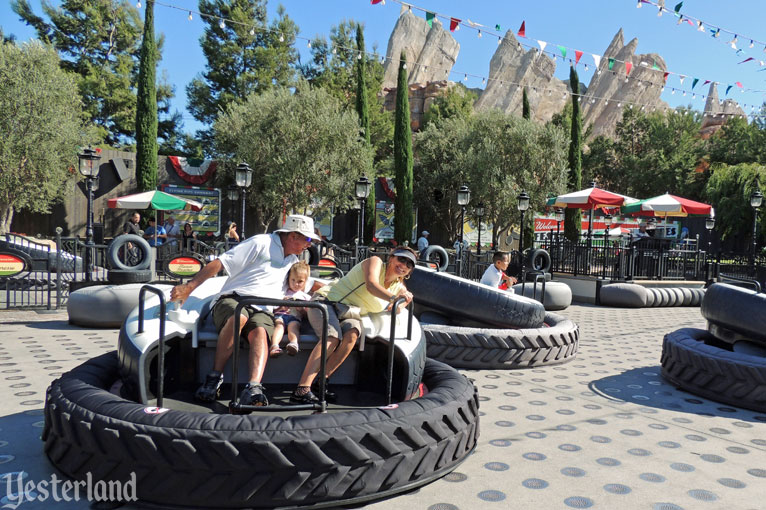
[480, 251, 517, 293]
[163, 216, 181, 249]
[417, 230, 430, 256]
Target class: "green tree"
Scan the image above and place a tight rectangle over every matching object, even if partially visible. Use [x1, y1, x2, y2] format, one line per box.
[187, 0, 299, 151]
[135, 0, 158, 192]
[704, 162, 766, 247]
[0, 41, 85, 234]
[522, 87, 530, 120]
[422, 84, 476, 129]
[564, 66, 583, 242]
[708, 116, 764, 165]
[12, 0, 180, 147]
[355, 25, 376, 244]
[393, 52, 414, 245]
[214, 84, 373, 233]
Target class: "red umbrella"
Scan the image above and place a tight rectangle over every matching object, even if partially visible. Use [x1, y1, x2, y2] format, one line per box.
[547, 185, 638, 240]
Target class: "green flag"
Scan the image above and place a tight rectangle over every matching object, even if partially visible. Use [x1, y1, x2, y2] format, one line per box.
[674, 2, 683, 13]
[558, 45, 567, 58]
[495, 24, 501, 31]
[426, 12, 435, 28]
[608, 58, 615, 70]
[692, 78, 699, 89]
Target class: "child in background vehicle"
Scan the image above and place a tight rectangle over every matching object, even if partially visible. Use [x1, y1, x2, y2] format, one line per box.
[269, 262, 313, 357]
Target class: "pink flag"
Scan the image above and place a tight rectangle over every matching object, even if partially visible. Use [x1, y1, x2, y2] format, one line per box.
[518, 21, 526, 38]
[738, 57, 755, 64]
[625, 62, 633, 76]
[736, 81, 743, 88]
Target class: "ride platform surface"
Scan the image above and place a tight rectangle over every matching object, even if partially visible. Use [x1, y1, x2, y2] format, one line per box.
[1, 306, 764, 510]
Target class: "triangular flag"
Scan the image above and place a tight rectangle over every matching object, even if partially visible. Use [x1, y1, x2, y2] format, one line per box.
[426, 12, 435, 27]
[739, 57, 755, 64]
[466, 19, 478, 27]
[685, 19, 694, 26]
[593, 54, 601, 67]
[538, 40, 547, 52]
[608, 58, 615, 70]
[692, 78, 699, 89]
[625, 62, 632, 75]
[679, 75, 685, 84]
[495, 24, 501, 31]
[558, 46, 567, 58]
[736, 82, 743, 88]
[450, 18, 460, 32]
[725, 85, 732, 95]
[518, 21, 526, 38]
[652, 60, 660, 70]
[663, 72, 669, 82]
[703, 79, 711, 85]
[371, 0, 384, 4]
[575, 50, 583, 64]
[674, 2, 683, 13]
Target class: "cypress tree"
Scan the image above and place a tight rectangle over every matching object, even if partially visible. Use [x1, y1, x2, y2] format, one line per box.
[355, 25, 375, 243]
[564, 66, 583, 242]
[135, 0, 158, 192]
[393, 52, 414, 246]
[522, 87, 530, 120]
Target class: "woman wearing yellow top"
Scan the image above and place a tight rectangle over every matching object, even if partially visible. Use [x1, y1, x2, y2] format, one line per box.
[292, 247, 417, 403]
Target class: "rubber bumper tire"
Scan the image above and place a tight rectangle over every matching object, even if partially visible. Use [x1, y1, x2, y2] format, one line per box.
[67, 284, 173, 328]
[107, 269, 152, 284]
[43, 352, 479, 509]
[526, 248, 552, 273]
[511, 281, 572, 311]
[661, 328, 766, 413]
[107, 235, 151, 271]
[407, 267, 545, 329]
[422, 312, 578, 369]
[599, 283, 647, 308]
[701, 283, 766, 345]
[421, 245, 449, 272]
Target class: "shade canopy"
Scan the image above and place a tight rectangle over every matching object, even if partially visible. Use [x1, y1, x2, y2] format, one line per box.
[547, 187, 637, 210]
[621, 193, 713, 218]
[107, 191, 203, 212]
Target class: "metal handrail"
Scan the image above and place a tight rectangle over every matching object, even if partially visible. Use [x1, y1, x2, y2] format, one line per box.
[228, 297, 330, 413]
[138, 285, 167, 408]
[387, 297, 413, 405]
[718, 274, 763, 293]
[521, 271, 547, 304]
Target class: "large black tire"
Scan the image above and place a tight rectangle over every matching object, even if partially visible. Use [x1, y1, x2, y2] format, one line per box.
[421, 245, 449, 272]
[422, 312, 578, 369]
[107, 269, 152, 284]
[661, 328, 766, 413]
[107, 234, 151, 271]
[599, 283, 647, 308]
[407, 267, 545, 329]
[701, 283, 766, 345]
[43, 352, 479, 509]
[526, 248, 552, 273]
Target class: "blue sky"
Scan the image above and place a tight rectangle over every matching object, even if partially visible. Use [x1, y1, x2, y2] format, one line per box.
[3, 0, 766, 134]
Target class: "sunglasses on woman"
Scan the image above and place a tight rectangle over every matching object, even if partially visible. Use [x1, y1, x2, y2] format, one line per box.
[395, 255, 415, 269]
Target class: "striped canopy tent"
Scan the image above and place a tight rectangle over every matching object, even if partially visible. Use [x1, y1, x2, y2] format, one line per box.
[547, 186, 637, 240]
[108, 191, 203, 245]
[620, 193, 714, 218]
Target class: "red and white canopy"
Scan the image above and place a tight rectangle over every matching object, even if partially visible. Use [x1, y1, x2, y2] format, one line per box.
[621, 193, 713, 217]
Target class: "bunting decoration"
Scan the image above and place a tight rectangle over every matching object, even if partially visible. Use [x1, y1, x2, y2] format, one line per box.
[426, 11, 435, 27]
[725, 85, 732, 95]
[674, 2, 682, 13]
[495, 24, 501, 31]
[663, 72, 669, 82]
[592, 54, 601, 67]
[371, 0, 384, 4]
[574, 50, 583, 65]
[450, 17, 460, 32]
[538, 40, 547, 53]
[168, 157, 217, 185]
[558, 45, 567, 58]
[608, 58, 615, 70]
[691, 78, 698, 89]
[739, 57, 755, 64]
[703, 80, 711, 86]
[625, 62, 633, 76]
[517, 21, 526, 38]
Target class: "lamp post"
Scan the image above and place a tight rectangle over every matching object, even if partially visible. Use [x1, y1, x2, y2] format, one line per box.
[751, 184, 763, 274]
[705, 215, 716, 254]
[354, 176, 371, 262]
[234, 163, 253, 239]
[78, 147, 101, 281]
[555, 208, 565, 240]
[517, 191, 530, 253]
[456, 185, 471, 276]
[603, 214, 613, 239]
[475, 203, 485, 255]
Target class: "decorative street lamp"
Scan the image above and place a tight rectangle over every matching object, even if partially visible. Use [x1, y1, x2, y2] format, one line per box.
[517, 190, 530, 253]
[603, 214, 613, 238]
[355, 176, 371, 246]
[705, 215, 716, 254]
[475, 203, 485, 255]
[750, 184, 763, 274]
[78, 147, 101, 281]
[456, 185, 471, 276]
[235, 162, 253, 239]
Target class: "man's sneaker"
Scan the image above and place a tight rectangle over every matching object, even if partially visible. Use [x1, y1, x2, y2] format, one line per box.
[195, 371, 223, 402]
[290, 388, 320, 404]
[240, 382, 268, 407]
[311, 377, 337, 403]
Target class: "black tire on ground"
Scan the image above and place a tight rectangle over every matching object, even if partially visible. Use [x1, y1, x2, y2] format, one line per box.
[661, 327, 766, 413]
[107, 269, 152, 284]
[43, 352, 479, 509]
[107, 235, 151, 271]
[525, 248, 552, 273]
[512, 281, 572, 311]
[599, 283, 647, 308]
[407, 267, 546, 329]
[701, 283, 766, 345]
[421, 245, 449, 272]
[422, 312, 578, 369]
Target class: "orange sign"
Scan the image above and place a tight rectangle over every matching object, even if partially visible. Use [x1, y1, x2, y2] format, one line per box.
[166, 256, 202, 277]
[0, 253, 26, 277]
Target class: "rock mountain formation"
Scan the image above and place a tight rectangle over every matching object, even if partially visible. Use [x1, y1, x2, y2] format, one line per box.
[381, 10, 742, 138]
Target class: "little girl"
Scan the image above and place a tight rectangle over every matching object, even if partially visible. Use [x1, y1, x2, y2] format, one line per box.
[270, 262, 312, 357]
